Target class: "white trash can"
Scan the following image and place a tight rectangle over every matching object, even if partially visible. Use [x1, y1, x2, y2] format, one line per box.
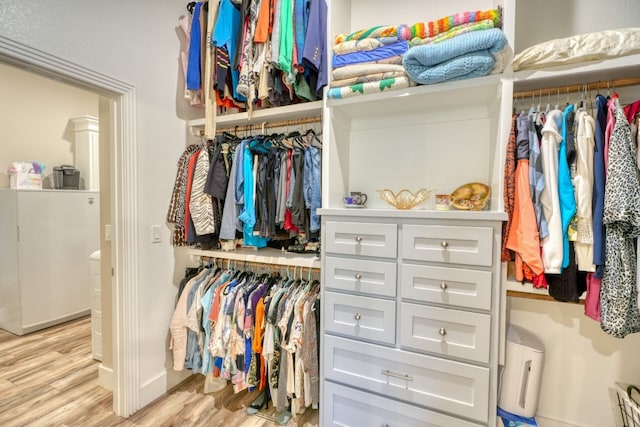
[498, 324, 545, 418]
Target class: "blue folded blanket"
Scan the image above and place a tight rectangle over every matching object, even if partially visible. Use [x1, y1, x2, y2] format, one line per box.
[402, 28, 507, 85]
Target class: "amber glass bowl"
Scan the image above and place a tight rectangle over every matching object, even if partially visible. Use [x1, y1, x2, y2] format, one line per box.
[378, 188, 431, 210]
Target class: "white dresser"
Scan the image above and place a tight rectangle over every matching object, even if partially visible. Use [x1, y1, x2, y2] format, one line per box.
[320, 212, 504, 426]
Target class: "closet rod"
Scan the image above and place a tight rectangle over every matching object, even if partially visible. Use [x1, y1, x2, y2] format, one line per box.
[201, 115, 322, 136]
[199, 256, 321, 273]
[513, 76, 640, 99]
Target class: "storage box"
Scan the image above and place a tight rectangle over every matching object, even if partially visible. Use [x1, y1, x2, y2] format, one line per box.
[9, 173, 42, 189]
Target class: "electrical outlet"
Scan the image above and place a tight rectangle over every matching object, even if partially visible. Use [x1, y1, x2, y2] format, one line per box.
[151, 225, 162, 243]
[105, 224, 112, 241]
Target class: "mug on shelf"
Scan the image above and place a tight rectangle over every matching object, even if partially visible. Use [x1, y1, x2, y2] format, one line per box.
[435, 194, 451, 210]
[343, 192, 368, 206]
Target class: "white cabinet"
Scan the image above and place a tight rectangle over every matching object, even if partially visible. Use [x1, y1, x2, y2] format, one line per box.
[320, 1, 510, 425]
[0, 189, 100, 335]
[321, 214, 504, 426]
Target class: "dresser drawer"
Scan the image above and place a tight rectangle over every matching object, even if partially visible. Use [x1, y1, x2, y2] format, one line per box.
[401, 263, 492, 310]
[400, 302, 491, 363]
[324, 335, 490, 423]
[325, 256, 397, 297]
[325, 221, 397, 258]
[324, 381, 483, 427]
[324, 291, 396, 345]
[402, 224, 493, 266]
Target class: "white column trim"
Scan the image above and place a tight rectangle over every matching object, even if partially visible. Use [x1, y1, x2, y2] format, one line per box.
[71, 115, 100, 132]
[0, 35, 140, 417]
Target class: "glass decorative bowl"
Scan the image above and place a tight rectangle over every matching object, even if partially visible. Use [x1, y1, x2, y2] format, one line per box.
[378, 188, 432, 210]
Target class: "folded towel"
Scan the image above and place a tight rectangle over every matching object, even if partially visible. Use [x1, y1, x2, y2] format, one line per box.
[332, 63, 405, 80]
[327, 76, 412, 99]
[402, 28, 508, 84]
[409, 19, 495, 47]
[330, 71, 407, 88]
[335, 8, 501, 44]
[332, 41, 409, 68]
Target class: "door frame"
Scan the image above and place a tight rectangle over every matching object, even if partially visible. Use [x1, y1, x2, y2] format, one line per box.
[0, 35, 140, 417]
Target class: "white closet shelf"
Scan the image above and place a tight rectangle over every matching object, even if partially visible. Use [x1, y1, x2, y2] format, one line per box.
[187, 101, 323, 136]
[326, 74, 503, 119]
[511, 53, 640, 91]
[318, 207, 507, 221]
[188, 247, 321, 269]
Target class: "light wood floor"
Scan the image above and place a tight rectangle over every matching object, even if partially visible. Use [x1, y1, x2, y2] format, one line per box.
[0, 317, 318, 427]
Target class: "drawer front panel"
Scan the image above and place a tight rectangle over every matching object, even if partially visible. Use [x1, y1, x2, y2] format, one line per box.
[401, 263, 492, 310]
[400, 302, 491, 363]
[324, 291, 396, 345]
[324, 335, 490, 422]
[325, 221, 397, 258]
[325, 256, 397, 297]
[324, 381, 483, 427]
[402, 224, 493, 266]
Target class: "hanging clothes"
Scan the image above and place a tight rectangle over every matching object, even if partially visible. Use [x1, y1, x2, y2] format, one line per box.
[169, 263, 321, 415]
[600, 107, 640, 338]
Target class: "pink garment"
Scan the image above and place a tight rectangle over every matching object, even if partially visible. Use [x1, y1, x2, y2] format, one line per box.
[604, 97, 617, 171]
[169, 269, 208, 371]
[584, 272, 601, 322]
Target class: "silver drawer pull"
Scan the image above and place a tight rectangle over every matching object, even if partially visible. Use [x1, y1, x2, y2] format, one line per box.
[440, 240, 449, 249]
[381, 369, 413, 382]
[439, 327, 447, 336]
[355, 273, 362, 281]
[440, 282, 448, 290]
[355, 236, 363, 243]
[354, 313, 362, 321]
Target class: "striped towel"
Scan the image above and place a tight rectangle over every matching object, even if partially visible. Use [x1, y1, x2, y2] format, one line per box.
[335, 7, 501, 44]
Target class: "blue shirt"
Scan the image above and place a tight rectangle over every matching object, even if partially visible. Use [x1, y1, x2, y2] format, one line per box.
[212, 0, 245, 101]
[558, 104, 577, 270]
[302, 0, 328, 95]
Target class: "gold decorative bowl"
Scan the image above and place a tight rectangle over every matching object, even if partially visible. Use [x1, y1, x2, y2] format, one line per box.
[450, 182, 490, 210]
[378, 188, 431, 210]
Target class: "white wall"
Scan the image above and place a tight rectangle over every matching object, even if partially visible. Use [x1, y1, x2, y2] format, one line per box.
[0, 62, 99, 188]
[0, 0, 200, 408]
[507, 297, 640, 427]
[514, 0, 640, 53]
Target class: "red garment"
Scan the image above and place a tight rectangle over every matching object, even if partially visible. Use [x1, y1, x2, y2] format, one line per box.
[283, 149, 300, 233]
[506, 159, 544, 278]
[501, 114, 518, 262]
[184, 149, 201, 241]
[624, 99, 640, 124]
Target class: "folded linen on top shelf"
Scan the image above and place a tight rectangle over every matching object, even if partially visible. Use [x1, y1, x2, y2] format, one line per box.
[332, 41, 409, 68]
[402, 28, 509, 85]
[408, 19, 496, 47]
[334, 7, 502, 44]
[329, 70, 407, 88]
[326, 75, 412, 99]
[332, 63, 406, 80]
[512, 27, 640, 71]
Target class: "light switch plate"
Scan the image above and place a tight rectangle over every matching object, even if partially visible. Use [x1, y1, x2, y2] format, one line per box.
[151, 225, 162, 243]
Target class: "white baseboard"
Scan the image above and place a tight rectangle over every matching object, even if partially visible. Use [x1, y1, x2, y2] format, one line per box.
[98, 363, 113, 391]
[139, 371, 169, 409]
[536, 416, 584, 427]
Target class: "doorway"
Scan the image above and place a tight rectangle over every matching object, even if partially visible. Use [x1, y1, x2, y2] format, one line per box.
[0, 35, 140, 417]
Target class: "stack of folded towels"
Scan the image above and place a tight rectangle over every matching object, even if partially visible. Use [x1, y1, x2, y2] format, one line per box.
[327, 7, 508, 99]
